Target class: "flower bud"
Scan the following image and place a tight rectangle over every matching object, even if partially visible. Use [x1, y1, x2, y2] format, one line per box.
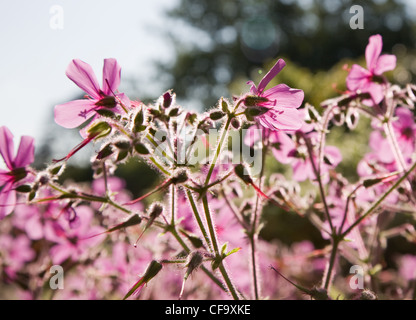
[221, 98, 230, 113]
[171, 170, 188, 184]
[162, 91, 173, 108]
[148, 202, 164, 219]
[169, 107, 180, 117]
[133, 109, 147, 133]
[231, 117, 240, 129]
[209, 110, 225, 121]
[184, 251, 204, 280]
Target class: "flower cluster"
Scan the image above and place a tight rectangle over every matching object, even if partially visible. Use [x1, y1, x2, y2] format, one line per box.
[1, 34, 415, 300]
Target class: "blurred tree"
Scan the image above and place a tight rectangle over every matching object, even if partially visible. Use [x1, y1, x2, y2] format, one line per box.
[160, 0, 416, 109]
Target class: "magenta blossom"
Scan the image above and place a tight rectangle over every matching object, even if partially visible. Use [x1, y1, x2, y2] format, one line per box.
[244, 59, 304, 131]
[244, 125, 295, 164]
[346, 34, 396, 105]
[55, 58, 131, 133]
[0, 126, 34, 219]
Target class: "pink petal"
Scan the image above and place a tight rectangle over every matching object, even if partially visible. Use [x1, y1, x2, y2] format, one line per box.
[0, 182, 16, 219]
[263, 84, 304, 109]
[243, 125, 261, 146]
[50, 244, 73, 265]
[14, 136, 34, 168]
[54, 99, 97, 129]
[323, 146, 342, 167]
[270, 132, 295, 164]
[0, 126, 15, 170]
[115, 92, 131, 110]
[257, 59, 286, 94]
[393, 107, 414, 129]
[66, 59, 101, 100]
[246, 80, 258, 95]
[292, 159, 313, 182]
[366, 82, 384, 105]
[0, 169, 12, 184]
[102, 58, 121, 96]
[346, 65, 371, 91]
[365, 34, 382, 72]
[258, 108, 303, 131]
[374, 54, 396, 75]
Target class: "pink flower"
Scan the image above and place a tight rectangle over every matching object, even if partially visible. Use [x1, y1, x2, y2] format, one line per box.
[290, 145, 342, 184]
[54, 59, 131, 133]
[244, 125, 295, 164]
[346, 34, 396, 105]
[244, 59, 304, 131]
[47, 206, 104, 264]
[0, 126, 34, 219]
[391, 107, 416, 158]
[398, 254, 416, 281]
[0, 234, 35, 279]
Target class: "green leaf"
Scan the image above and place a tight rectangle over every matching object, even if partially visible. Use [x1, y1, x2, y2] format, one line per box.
[49, 165, 63, 175]
[117, 150, 129, 162]
[134, 143, 150, 155]
[221, 242, 228, 255]
[225, 247, 241, 257]
[15, 185, 32, 193]
[169, 108, 180, 117]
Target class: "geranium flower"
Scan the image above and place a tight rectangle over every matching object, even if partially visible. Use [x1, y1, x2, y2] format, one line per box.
[54, 58, 131, 133]
[0, 126, 34, 219]
[244, 59, 304, 131]
[346, 34, 396, 105]
[244, 125, 295, 164]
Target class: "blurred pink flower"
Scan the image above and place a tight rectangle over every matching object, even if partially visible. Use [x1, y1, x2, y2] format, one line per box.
[0, 234, 35, 279]
[290, 144, 342, 184]
[48, 206, 104, 264]
[0, 126, 34, 219]
[244, 125, 295, 164]
[244, 59, 304, 131]
[398, 254, 416, 281]
[54, 58, 131, 133]
[346, 34, 396, 105]
[391, 107, 416, 159]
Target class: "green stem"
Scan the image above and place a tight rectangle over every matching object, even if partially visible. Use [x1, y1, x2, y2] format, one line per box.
[204, 99, 242, 186]
[204, 116, 232, 186]
[186, 189, 212, 251]
[303, 134, 334, 232]
[249, 132, 267, 300]
[148, 156, 170, 176]
[171, 184, 176, 225]
[202, 196, 239, 300]
[323, 239, 340, 291]
[48, 182, 132, 215]
[169, 224, 225, 292]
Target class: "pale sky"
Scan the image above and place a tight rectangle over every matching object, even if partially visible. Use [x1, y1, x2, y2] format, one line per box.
[0, 0, 178, 155]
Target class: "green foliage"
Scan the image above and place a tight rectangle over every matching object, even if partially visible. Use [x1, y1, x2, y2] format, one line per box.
[162, 0, 416, 108]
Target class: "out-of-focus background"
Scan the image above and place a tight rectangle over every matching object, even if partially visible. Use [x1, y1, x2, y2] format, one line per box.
[1, 0, 416, 243]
